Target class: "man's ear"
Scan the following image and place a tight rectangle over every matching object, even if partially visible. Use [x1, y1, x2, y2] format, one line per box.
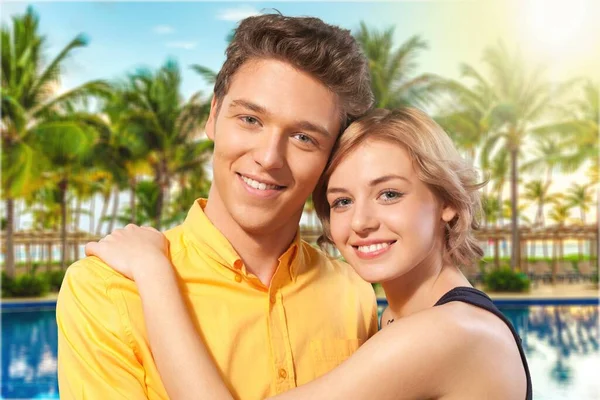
[441, 204, 457, 223]
[205, 96, 219, 141]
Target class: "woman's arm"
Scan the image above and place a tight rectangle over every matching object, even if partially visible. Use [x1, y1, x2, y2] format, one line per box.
[133, 259, 233, 400]
[85, 225, 233, 400]
[87, 226, 507, 400]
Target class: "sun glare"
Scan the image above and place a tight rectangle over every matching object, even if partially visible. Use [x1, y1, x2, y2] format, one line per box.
[524, 0, 590, 56]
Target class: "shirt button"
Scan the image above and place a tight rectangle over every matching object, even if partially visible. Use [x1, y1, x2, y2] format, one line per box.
[278, 368, 287, 379]
[270, 294, 276, 304]
[234, 274, 242, 283]
[234, 260, 243, 269]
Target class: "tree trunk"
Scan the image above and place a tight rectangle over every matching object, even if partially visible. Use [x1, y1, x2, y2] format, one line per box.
[25, 243, 32, 273]
[510, 148, 520, 270]
[130, 177, 137, 224]
[96, 189, 110, 236]
[74, 197, 82, 232]
[89, 195, 96, 234]
[154, 159, 168, 230]
[59, 179, 69, 269]
[108, 187, 120, 233]
[494, 239, 500, 269]
[5, 198, 16, 278]
[552, 233, 558, 283]
[14, 200, 20, 231]
[46, 243, 52, 270]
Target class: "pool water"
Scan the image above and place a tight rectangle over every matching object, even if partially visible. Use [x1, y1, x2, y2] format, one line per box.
[2, 308, 58, 399]
[2, 305, 599, 399]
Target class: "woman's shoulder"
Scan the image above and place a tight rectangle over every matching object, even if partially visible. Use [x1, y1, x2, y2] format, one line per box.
[376, 303, 526, 398]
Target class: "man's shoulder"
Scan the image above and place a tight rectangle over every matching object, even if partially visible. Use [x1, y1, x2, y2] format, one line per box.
[65, 256, 122, 283]
[59, 256, 133, 302]
[163, 224, 188, 256]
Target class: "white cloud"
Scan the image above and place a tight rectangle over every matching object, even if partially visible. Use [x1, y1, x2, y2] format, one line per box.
[153, 25, 174, 35]
[217, 5, 261, 22]
[166, 41, 198, 50]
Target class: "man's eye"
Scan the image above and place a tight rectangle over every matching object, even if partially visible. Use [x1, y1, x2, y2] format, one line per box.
[293, 133, 316, 146]
[240, 116, 259, 125]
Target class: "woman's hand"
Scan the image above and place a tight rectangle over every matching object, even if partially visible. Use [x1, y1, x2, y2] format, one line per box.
[85, 224, 169, 281]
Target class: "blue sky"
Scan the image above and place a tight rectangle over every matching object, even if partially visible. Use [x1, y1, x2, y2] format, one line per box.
[3, 1, 598, 100]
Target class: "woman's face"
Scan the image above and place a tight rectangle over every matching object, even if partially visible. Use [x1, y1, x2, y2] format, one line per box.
[326, 139, 455, 283]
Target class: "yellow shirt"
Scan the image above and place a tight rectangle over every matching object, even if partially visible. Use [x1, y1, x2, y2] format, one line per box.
[57, 199, 378, 400]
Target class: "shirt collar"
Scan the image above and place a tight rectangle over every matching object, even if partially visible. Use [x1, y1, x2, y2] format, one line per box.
[182, 198, 303, 279]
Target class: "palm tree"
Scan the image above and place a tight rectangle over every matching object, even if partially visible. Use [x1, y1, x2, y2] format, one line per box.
[457, 41, 571, 269]
[549, 196, 572, 260]
[566, 183, 594, 259]
[166, 170, 212, 227]
[521, 138, 573, 189]
[436, 107, 489, 165]
[30, 114, 99, 268]
[481, 193, 501, 267]
[523, 180, 551, 228]
[523, 179, 552, 259]
[354, 23, 442, 108]
[436, 68, 498, 165]
[96, 85, 154, 227]
[120, 59, 210, 229]
[1, 7, 108, 276]
[566, 183, 593, 225]
[486, 149, 510, 228]
[536, 80, 598, 173]
[114, 180, 160, 227]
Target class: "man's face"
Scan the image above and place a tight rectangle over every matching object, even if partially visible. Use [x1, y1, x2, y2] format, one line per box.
[205, 59, 341, 235]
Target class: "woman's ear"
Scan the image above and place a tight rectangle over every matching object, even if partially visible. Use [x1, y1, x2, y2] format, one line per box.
[441, 204, 457, 223]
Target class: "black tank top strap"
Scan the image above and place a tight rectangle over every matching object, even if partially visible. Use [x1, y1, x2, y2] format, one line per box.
[434, 286, 533, 400]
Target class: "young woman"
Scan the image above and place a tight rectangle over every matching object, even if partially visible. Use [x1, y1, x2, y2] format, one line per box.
[86, 108, 532, 400]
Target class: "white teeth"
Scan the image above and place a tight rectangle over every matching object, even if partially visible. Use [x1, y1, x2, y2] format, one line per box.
[357, 242, 391, 253]
[241, 175, 279, 191]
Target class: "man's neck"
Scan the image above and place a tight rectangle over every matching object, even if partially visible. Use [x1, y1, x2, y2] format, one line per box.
[203, 193, 300, 287]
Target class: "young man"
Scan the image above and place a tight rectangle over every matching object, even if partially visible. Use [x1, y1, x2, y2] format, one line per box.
[57, 14, 377, 399]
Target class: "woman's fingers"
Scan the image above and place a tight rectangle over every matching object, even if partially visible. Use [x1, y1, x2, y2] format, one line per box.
[84, 241, 99, 257]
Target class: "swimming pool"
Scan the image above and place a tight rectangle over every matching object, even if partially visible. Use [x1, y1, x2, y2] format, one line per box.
[2, 303, 599, 399]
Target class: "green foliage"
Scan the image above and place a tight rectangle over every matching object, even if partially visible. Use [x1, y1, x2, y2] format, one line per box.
[482, 255, 597, 264]
[484, 267, 531, 293]
[2, 268, 67, 297]
[2, 271, 51, 297]
[46, 269, 67, 291]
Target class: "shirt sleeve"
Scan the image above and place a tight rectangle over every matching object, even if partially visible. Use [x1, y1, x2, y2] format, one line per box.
[56, 258, 149, 399]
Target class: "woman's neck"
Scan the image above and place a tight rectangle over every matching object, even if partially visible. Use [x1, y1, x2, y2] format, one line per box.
[381, 248, 471, 320]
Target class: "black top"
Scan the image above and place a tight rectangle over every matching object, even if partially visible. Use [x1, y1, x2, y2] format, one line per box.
[434, 286, 533, 400]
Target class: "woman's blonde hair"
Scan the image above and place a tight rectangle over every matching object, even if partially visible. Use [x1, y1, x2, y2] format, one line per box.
[313, 108, 486, 267]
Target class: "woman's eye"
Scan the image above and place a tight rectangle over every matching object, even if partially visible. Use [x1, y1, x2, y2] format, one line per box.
[331, 198, 352, 209]
[380, 191, 403, 202]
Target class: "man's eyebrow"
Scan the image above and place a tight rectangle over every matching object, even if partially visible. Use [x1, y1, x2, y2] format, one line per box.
[229, 99, 270, 115]
[294, 120, 332, 139]
[230, 99, 333, 139]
